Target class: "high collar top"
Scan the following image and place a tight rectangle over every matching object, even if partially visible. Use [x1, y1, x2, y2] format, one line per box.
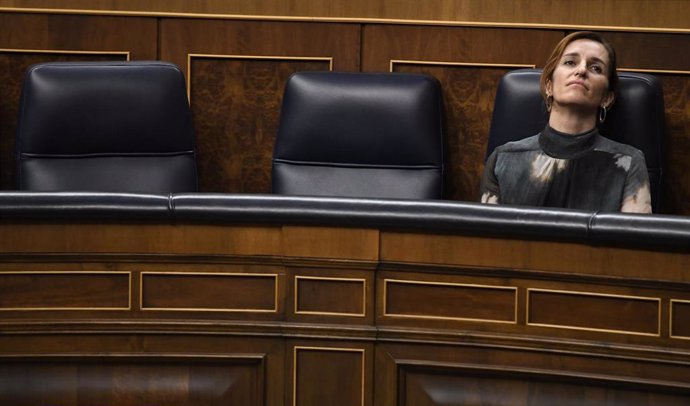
[538, 125, 598, 160]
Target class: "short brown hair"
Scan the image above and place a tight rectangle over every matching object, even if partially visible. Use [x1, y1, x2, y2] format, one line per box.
[540, 31, 618, 103]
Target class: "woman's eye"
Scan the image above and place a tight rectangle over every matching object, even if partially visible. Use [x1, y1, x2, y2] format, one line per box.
[589, 65, 603, 73]
[563, 60, 575, 66]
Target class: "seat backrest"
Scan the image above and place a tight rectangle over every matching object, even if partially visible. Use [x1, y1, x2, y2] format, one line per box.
[272, 71, 444, 199]
[16, 61, 197, 193]
[487, 68, 665, 211]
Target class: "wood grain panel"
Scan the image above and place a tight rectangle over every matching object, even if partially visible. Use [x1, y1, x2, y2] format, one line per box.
[362, 26, 560, 72]
[161, 19, 360, 193]
[603, 32, 690, 72]
[2, 1, 689, 30]
[0, 223, 282, 256]
[161, 19, 360, 74]
[293, 346, 365, 406]
[0, 13, 155, 190]
[400, 363, 690, 406]
[657, 74, 690, 215]
[0, 272, 129, 310]
[376, 343, 690, 406]
[283, 226, 379, 261]
[295, 276, 366, 316]
[0, 335, 285, 406]
[0, 13, 156, 57]
[380, 232, 690, 282]
[141, 272, 279, 312]
[189, 57, 330, 193]
[0, 356, 265, 406]
[383, 279, 516, 323]
[528, 289, 660, 336]
[671, 300, 690, 339]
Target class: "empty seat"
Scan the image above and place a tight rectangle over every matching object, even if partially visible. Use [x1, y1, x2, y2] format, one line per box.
[272, 71, 444, 199]
[16, 61, 197, 193]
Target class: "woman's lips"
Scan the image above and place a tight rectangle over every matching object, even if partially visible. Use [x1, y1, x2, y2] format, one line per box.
[567, 80, 588, 89]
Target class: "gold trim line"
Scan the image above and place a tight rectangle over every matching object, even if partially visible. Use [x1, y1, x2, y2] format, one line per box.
[618, 67, 690, 75]
[0, 48, 130, 59]
[1, 7, 689, 33]
[391, 59, 536, 72]
[670, 299, 690, 340]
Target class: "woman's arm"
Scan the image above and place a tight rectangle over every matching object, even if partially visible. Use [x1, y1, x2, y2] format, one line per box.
[479, 151, 500, 204]
[620, 150, 652, 213]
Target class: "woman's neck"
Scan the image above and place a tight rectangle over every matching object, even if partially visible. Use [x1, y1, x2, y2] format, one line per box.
[548, 104, 597, 134]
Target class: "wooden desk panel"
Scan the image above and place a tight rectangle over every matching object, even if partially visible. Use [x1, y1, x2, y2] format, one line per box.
[1, 221, 689, 404]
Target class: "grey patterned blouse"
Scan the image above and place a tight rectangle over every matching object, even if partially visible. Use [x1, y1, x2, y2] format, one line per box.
[480, 126, 652, 213]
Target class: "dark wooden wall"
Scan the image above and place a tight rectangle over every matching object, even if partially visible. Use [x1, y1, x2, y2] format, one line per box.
[0, 12, 689, 213]
[2, 0, 689, 29]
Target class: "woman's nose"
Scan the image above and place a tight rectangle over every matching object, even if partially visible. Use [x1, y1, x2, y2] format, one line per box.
[574, 62, 587, 76]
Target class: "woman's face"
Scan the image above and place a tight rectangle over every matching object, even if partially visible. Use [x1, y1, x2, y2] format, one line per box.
[547, 39, 614, 112]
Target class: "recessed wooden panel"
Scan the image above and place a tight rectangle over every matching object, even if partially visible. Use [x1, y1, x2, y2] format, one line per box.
[400, 364, 690, 406]
[384, 279, 516, 323]
[528, 289, 660, 336]
[141, 272, 278, 312]
[295, 276, 366, 316]
[671, 300, 690, 339]
[189, 56, 330, 193]
[0, 356, 264, 406]
[293, 346, 364, 406]
[0, 272, 129, 310]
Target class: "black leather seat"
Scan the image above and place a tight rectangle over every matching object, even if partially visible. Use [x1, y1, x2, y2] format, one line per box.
[16, 61, 197, 193]
[486, 68, 665, 211]
[272, 71, 444, 199]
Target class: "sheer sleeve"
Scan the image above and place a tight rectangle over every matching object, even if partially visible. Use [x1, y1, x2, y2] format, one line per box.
[479, 150, 500, 204]
[620, 150, 652, 213]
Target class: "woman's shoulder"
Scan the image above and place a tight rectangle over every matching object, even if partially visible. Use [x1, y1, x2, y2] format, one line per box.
[593, 134, 645, 159]
[494, 134, 541, 154]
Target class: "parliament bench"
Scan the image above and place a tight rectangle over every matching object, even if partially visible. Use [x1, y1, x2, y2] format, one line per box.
[1, 192, 689, 405]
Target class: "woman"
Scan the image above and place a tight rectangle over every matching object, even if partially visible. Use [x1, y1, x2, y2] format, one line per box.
[480, 31, 652, 213]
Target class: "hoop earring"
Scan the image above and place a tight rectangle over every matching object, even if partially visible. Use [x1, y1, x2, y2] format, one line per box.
[599, 105, 607, 123]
